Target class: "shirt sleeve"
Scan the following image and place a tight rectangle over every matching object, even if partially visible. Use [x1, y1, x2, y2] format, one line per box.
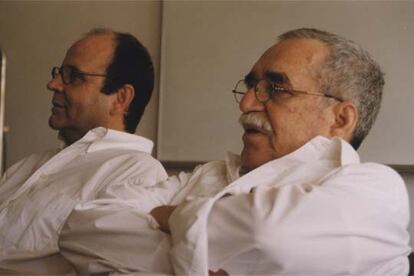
[58, 165, 190, 273]
[171, 163, 411, 275]
[96, 157, 169, 201]
[59, 199, 173, 274]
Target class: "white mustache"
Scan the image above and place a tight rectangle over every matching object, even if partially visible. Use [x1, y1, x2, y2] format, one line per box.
[239, 113, 272, 134]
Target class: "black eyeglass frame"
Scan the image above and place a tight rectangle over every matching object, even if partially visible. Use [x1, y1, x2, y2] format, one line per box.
[51, 66, 108, 85]
[232, 79, 344, 103]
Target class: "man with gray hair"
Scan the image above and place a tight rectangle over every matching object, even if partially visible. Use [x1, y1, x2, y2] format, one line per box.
[60, 28, 410, 275]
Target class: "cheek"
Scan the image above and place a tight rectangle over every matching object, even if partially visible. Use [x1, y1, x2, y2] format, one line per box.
[65, 93, 90, 120]
[267, 103, 299, 140]
[267, 101, 298, 126]
[266, 103, 324, 156]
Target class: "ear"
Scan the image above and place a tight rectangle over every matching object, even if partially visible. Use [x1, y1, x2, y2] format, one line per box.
[329, 101, 358, 142]
[109, 84, 135, 116]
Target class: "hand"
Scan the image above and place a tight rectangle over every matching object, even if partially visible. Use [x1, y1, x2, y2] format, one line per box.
[150, 205, 177, 234]
[209, 269, 229, 276]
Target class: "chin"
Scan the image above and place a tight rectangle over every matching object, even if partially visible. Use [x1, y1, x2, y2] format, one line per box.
[241, 148, 272, 172]
[48, 117, 65, 131]
[48, 118, 57, 130]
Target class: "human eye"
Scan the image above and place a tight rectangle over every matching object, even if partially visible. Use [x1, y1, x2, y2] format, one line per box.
[274, 85, 292, 94]
[69, 68, 85, 84]
[269, 84, 294, 100]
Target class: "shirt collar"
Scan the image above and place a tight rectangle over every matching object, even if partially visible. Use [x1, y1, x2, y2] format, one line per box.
[63, 127, 154, 154]
[222, 136, 360, 194]
[225, 136, 360, 179]
[225, 151, 242, 183]
[87, 127, 153, 154]
[260, 136, 360, 167]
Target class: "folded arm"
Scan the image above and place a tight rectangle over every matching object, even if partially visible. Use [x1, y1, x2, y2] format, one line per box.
[169, 164, 410, 275]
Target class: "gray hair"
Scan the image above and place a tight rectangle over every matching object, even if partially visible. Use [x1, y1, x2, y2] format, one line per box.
[279, 28, 384, 149]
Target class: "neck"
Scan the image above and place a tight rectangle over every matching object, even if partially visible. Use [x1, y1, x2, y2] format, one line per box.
[58, 128, 88, 146]
[107, 117, 127, 133]
[239, 166, 252, 176]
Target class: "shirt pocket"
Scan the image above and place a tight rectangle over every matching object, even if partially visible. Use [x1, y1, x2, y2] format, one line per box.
[1, 190, 77, 253]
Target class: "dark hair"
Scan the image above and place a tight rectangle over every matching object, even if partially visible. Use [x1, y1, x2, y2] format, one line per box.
[87, 28, 154, 133]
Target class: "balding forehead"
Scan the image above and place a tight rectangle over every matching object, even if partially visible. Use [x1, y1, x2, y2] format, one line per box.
[70, 33, 116, 56]
[64, 33, 116, 72]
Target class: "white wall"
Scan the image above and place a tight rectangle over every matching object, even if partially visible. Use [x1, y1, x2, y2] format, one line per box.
[0, 1, 162, 167]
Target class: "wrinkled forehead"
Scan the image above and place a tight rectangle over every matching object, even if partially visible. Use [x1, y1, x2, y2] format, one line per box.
[249, 38, 329, 89]
[63, 33, 116, 72]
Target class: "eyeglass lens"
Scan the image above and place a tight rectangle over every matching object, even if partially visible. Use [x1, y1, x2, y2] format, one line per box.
[255, 80, 273, 103]
[234, 79, 283, 104]
[51, 66, 74, 85]
[51, 67, 59, 79]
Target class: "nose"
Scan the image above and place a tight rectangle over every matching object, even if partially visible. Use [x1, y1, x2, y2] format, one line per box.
[239, 88, 265, 113]
[46, 71, 64, 93]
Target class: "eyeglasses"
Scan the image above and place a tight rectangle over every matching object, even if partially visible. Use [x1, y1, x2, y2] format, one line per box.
[232, 79, 344, 103]
[51, 66, 107, 85]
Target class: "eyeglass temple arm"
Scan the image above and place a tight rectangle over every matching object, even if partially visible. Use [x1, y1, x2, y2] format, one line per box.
[232, 89, 245, 94]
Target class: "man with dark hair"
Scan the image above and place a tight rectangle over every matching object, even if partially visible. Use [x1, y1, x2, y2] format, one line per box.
[98, 29, 154, 134]
[0, 28, 167, 274]
[60, 28, 410, 275]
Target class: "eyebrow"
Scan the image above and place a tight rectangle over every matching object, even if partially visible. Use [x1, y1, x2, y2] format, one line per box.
[244, 71, 291, 85]
[264, 71, 290, 86]
[244, 72, 257, 84]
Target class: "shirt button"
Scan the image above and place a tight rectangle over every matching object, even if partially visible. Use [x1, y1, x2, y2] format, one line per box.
[303, 185, 312, 193]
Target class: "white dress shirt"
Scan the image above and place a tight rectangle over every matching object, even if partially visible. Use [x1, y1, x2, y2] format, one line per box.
[59, 136, 411, 275]
[0, 127, 168, 274]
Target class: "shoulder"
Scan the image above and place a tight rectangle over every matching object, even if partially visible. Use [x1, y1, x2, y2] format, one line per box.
[119, 150, 164, 168]
[1, 149, 59, 185]
[4, 149, 58, 174]
[115, 152, 167, 179]
[330, 162, 404, 187]
[322, 162, 408, 211]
